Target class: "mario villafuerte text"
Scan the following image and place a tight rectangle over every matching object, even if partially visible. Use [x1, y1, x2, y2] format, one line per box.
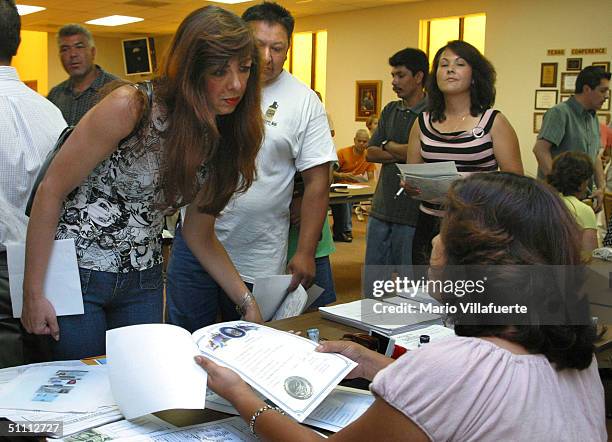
[373, 302, 528, 315]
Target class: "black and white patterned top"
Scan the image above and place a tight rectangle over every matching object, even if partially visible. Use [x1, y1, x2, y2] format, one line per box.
[56, 96, 206, 272]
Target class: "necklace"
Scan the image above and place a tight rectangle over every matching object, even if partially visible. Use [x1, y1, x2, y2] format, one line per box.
[447, 113, 470, 133]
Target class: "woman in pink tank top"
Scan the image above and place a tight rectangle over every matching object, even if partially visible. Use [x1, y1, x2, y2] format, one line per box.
[194, 172, 606, 442]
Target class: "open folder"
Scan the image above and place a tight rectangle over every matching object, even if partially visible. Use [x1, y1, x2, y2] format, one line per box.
[106, 322, 356, 422]
[253, 275, 324, 321]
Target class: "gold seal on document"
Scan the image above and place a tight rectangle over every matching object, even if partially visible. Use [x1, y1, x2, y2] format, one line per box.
[284, 376, 313, 400]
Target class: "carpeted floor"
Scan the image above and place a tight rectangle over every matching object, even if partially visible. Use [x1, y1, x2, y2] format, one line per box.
[328, 212, 368, 305]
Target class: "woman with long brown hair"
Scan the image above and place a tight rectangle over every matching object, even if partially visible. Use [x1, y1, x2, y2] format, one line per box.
[21, 6, 264, 360]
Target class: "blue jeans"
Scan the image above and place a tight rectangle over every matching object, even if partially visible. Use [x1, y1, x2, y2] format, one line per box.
[364, 216, 415, 266]
[331, 203, 353, 236]
[363, 217, 415, 297]
[166, 227, 242, 333]
[309, 256, 337, 308]
[52, 264, 163, 361]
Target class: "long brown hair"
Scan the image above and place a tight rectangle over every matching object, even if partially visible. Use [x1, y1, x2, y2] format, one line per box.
[441, 173, 595, 370]
[156, 5, 263, 215]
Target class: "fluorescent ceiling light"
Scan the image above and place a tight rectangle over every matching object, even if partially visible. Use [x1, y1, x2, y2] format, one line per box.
[16, 4, 46, 15]
[209, 0, 252, 4]
[86, 15, 144, 26]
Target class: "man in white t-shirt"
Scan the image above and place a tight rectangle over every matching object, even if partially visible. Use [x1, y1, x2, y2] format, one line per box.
[166, 1, 337, 331]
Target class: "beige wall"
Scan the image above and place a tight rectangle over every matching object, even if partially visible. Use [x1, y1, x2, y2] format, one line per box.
[294, 0, 612, 176]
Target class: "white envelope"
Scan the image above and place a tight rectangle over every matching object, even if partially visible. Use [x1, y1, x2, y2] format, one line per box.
[6, 239, 84, 318]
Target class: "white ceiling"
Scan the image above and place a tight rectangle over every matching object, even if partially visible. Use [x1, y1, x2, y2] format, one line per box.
[20, 0, 425, 37]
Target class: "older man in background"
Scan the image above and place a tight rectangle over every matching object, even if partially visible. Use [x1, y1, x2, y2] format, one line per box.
[48, 24, 117, 125]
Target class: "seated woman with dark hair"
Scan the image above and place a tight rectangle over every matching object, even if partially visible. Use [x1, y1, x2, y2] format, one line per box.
[195, 172, 606, 442]
[547, 151, 598, 255]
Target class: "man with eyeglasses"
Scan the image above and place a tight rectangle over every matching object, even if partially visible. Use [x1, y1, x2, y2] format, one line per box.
[534, 65, 610, 212]
[48, 24, 117, 126]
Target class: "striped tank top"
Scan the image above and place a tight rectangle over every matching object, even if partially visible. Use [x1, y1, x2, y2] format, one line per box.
[418, 109, 499, 216]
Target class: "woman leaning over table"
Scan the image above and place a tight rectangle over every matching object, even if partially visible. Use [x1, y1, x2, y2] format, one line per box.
[404, 40, 523, 265]
[196, 173, 606, 442]
[21, 6, 264, 360]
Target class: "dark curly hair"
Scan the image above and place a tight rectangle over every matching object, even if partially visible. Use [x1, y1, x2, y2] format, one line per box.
[547, 151, 593, 196]
[439, 172, 596, 370]
[427, 40, 496, 122]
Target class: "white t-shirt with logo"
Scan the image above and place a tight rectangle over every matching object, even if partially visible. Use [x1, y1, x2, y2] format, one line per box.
[213, 70, 337, 282]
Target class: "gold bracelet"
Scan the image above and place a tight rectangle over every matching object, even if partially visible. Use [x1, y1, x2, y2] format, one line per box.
[249, 404, 285, 436]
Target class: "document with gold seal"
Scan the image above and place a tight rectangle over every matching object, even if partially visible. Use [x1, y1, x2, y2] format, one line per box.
[193, 321, 356, 422]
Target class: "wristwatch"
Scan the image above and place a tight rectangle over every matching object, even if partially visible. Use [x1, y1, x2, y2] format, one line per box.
[380, 139, 389, 151]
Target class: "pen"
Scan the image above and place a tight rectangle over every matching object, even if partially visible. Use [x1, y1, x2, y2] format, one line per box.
[394, 187, 405, 199]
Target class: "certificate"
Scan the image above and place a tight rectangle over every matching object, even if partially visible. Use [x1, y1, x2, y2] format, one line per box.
[534, 89, 558, 110]
[533, 113, 544, 133]
[561, 72, 578, 94]
[194, 322, 357, 422]
[540, 62, 557, 87]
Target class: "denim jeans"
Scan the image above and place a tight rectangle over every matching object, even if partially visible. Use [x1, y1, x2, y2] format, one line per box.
[52, 264, 163, 361]
[309, 256, 337, 308]
[363, 217, 415, 297]
[166, 226, 243, 333]
[364, 216, 415, 266]
[331, 203, 353, 236]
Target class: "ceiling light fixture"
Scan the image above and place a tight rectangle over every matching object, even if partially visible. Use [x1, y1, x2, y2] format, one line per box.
[209, 0, 253, 4]
[86, 15, 144, 27]
[16, 4, 46, 15]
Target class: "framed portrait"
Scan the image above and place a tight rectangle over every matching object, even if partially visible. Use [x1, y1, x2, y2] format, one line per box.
[355, 80, 382, 121]
[560, 72, 578, 94]
[566, 58, 582, 71]
[533, 113, 544, 133]
[597, 114, 611, 125]
[534, 89, 558, 110]
[540, 62, 558, 88]
[592, 61, 611, 71]
[601, 96, 610, 111]
[560, 94, 571, 102]
[122, 37, 154, 75]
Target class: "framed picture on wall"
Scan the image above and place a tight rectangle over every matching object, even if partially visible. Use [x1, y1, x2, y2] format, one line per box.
[533, 113, 544, 133]
[592, 61, 611, 71]
[601, 97, 610, 112]
[598, 114, 611, 125]
[560, 94, 571, 102]
[540, 62, 558, 87]
[534, 89, 558, 110]
[566, 58, 582, 71]
[560, 72, 578, 94]
[355, 80, 382, 121]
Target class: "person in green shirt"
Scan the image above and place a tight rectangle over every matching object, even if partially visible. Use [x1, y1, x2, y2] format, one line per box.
[547, 151, 598, 255]
[533, 66, 610, 212]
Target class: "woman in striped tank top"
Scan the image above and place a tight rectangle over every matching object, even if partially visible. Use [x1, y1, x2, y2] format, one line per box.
[404, 40, 523, 265]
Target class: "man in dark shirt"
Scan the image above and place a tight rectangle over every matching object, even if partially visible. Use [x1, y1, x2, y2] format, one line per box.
[47, 24, 117, 125]
[364, 48, 428, 295]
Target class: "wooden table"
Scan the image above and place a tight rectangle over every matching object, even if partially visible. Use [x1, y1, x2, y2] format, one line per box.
[329, 185, 374, 205]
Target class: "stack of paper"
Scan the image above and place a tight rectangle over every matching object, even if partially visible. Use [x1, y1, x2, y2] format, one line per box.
[205, 385, 375, 433]
[0, 361, 122, 438]
[116, 417, 255, 442]
[319, 298, 442, 335]
[396, 162, 461, 202]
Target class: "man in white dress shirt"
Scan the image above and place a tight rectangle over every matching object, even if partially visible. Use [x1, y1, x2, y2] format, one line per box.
[0, 0, 66, 367]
